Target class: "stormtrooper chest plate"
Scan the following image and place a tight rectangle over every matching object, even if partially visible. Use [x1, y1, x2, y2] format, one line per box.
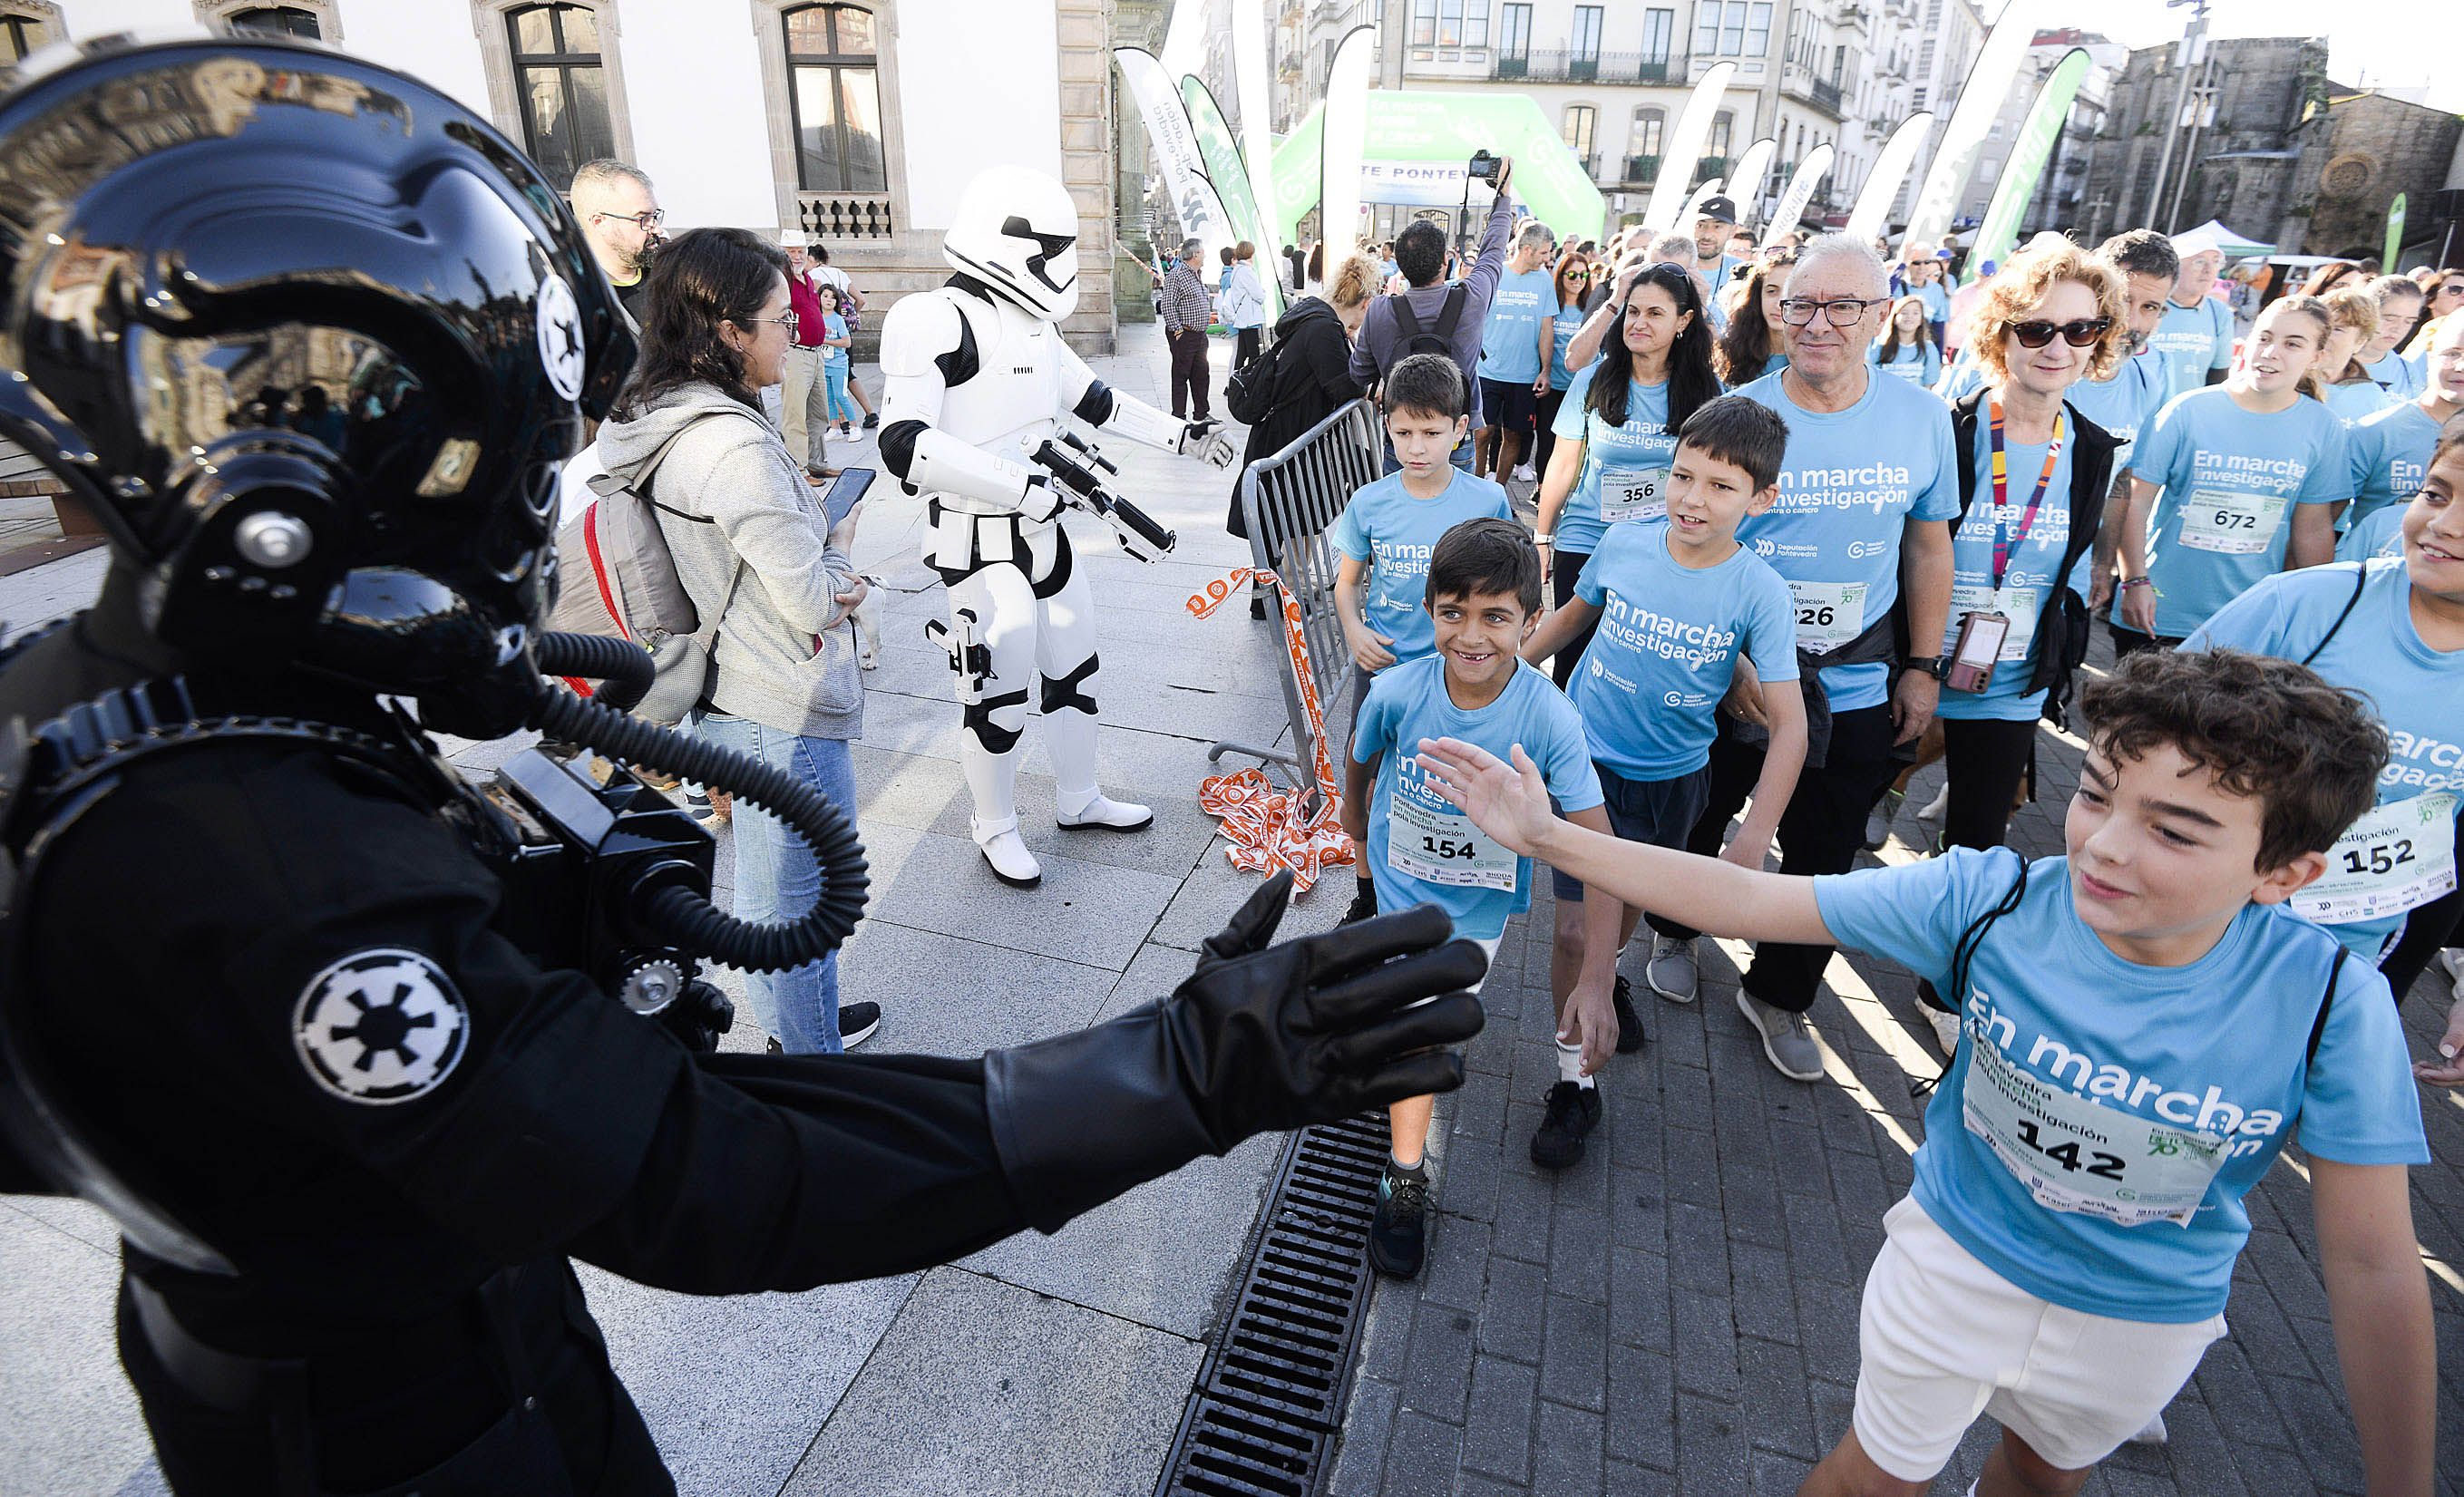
[950, 306, 1066, 454]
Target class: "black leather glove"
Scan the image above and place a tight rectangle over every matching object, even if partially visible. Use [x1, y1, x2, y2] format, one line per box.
[657, 979, 735, 1054]
[982, 871, 1486, 1231]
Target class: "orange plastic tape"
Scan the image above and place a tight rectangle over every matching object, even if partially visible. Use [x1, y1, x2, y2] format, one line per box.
[1188, 568, 1357, 892]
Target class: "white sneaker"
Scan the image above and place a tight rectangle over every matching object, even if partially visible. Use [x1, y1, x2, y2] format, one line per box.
[1057, 790, 1154, 833]
[1512, 462, 1536, 484]
[971, 816, 1043, 888]
[1916, 783, 1950, 822]
[1927, 1006, 1961, 1059]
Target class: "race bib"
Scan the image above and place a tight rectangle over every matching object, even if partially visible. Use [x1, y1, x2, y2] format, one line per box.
[2293, 792, 2459, 926]
[1787, 579, 1868, 654]
[2176, 488, 2292, 555]
[1945, 582, 2041, 664]
[1598, 466, 1669, 524]
[1388, 791, 1518, 891]
[1962, 1030, 2229, 1228]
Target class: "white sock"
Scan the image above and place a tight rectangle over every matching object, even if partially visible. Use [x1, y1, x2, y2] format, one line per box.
[1556, 1040, 1594, 1089]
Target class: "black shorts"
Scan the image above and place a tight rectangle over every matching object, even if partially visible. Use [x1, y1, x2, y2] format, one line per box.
[1478, 376, 1540, 433]
[1552, 761, 1712, 900]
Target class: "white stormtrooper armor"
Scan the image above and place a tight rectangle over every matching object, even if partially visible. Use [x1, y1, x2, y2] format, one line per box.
[877, 165, 1232, 886]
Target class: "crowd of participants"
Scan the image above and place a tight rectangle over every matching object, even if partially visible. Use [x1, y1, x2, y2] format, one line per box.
[1228, 154, 2459, 1494]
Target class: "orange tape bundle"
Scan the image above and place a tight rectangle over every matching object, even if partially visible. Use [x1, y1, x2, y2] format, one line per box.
[1187, 568, 1357, 891]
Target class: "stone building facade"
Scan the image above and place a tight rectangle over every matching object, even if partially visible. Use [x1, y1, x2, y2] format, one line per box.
[2076, 34, 2331, 248]
[2294, 91, 2463, 261]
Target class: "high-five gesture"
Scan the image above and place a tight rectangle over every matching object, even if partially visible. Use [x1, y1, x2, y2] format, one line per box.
[1413, 737, 1558, 857]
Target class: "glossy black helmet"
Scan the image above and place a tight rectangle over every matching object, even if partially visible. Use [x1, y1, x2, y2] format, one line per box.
[0, 33, 634, 735]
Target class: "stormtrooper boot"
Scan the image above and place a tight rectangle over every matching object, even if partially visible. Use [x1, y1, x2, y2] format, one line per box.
[971, 815, 1044, 888]
[1056, 784, 1154, 833]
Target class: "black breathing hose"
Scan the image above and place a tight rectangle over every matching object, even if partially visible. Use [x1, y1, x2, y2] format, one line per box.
[541, 630, 654, 713]
[528, 631, 870, 972]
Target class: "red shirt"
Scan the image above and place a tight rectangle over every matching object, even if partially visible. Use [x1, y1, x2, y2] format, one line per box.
[786, 269, 826, 348]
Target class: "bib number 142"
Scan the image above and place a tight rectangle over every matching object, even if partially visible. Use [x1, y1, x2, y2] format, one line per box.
[2013, 1119, 2125, 1181]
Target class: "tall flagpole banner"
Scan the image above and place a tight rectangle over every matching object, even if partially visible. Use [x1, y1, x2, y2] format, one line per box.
[1115, 48, 1236, 267]
[1183, 77, 1282, 321]
[1320, 25, 1375, 272]
[1644, 62, 1738, 232]
[1728, 139, 1777, 226]
[1231, 0, 1284, 320]
[2385, 193, 2409, 272]
[1969, 50, 2090, 273]
[1844, 112, 1934, 243]
[1762, 142, 1833, 247]
[1160, 0, 1202, 83]
[1903, 0, 2046, 253]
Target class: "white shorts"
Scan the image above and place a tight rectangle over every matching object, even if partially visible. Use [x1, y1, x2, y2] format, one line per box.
[1852, 1197, 2227, 1482]
[1410, 934, 1504, 1003]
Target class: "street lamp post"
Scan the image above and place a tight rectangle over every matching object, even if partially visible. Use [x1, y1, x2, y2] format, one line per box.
[2142, 0, 2208, 230]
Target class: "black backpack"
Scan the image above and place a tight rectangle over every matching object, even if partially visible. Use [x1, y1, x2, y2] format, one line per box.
[1388, 283, 1468, 363]
[1223, 333, 1289, 426]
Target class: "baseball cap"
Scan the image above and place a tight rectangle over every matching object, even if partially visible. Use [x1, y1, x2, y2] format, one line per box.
[1697, 195, 1738, 225]
[2170, 229, 2223, 258]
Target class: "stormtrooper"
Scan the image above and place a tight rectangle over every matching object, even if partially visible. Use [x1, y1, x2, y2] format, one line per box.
[877, 166, 1235, 886]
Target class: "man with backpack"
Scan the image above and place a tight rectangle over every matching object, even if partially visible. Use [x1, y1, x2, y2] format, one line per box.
[1348, 160, 1522, 474]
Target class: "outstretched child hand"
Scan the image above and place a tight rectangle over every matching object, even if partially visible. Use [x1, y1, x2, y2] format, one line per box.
[1561, 981, 1618, 1075]
[1416, 738, 1553, 857]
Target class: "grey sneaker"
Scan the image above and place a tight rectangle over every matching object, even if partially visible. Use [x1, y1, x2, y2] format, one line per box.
[1735, 991, 1825, 1080]
[1645, 932, 1698, 1003]
[1863, 787, 1905, 851]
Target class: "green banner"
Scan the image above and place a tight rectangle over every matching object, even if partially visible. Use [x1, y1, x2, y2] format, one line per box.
[1269, 92, 1607, 242]
[1182, 76, 1281, 320]
[1971, 49, 2090, 273]
[2385, 193, 2408, 271]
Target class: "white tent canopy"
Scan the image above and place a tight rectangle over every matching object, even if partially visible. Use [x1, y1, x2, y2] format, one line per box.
[2173, 219, 2275, 258]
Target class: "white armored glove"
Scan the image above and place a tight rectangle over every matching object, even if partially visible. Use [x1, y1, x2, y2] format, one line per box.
[1177, 419, 1236, 470]
[1017, 472, 1070, 523]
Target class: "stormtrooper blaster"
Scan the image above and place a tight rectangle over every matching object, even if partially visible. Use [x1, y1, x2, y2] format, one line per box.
[1027, 431, 1177, 562]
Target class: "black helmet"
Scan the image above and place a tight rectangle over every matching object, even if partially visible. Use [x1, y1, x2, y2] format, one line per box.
[0, 33, 635, 735]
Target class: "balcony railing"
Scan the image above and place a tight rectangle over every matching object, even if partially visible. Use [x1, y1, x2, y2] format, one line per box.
[1782, 67, 1845, 114]
[794, 190, 897, 242]
[1623, 154, 1661, 185]
[1493, 49, 1684, 84]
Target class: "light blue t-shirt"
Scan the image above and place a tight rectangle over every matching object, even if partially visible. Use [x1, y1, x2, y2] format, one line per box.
[2067, 348, 2170, 473]
[1870, 338, 1942, 387]
[1547, 305, 1585, 392]
[822, 311, 850, 367]
[2129, 388, 2350, 639]
[2362, 350, 2424, 404]
[2148, 296, 2237, 399]
[1936, 416, 2079, 724]
[2344, 399, 2440, 531]
[1732, 366, 1963, 711]
[1569, 522, 1799, 779]
[2337, 501, 2408, 563]
[1816, 847, 2426, 1323]
[1476, 267, 1561, 385]
[1328, 469, 1515, 666]
[1546, 365, 1680, 557]
[1915, 280, 1953, 326]
[2186, 559, 2464, 963]
[1699, 254, 1745, 335]
[2323, 376, 2395, 426]
[1352, 655, 1603, 939]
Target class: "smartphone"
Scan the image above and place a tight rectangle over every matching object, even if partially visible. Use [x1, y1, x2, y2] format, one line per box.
[1945, 611, 2009, 695]
[823, 467, 873, 529]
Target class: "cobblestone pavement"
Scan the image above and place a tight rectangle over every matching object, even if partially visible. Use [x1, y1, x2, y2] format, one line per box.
[1327, 667, 2464, 1497]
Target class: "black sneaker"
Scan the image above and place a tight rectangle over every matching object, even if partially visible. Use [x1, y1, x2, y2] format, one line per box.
[862, 411, 880, 430]
[1528, 1081, 1603, 1170]
[1611, 974, 1647, 1054]
[1366, 1163, 1430, 1278]
[838, 1001, 881, 1049]
[1340, 881, 1379, 926]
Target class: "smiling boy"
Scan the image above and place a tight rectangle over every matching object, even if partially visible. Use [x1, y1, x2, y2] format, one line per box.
[1417, 647, 2432, 1497]
[1341, 519, 1613, 1278]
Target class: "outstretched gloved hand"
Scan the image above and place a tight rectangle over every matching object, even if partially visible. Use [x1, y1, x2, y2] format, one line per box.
[983, 870, 1485, 1230]
[1178, 418, 1237, 469]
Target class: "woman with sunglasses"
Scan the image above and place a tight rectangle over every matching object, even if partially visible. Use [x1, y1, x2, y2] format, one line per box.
[1531, 261, 1723, 686]
[1928, 241, 2128, 860]
[2402, 268, 2464, 361]
[599, 228, 876, 1055]
[1715, 254, 1793, 385]
[2115, 296, 2351, 653]
[1533, 249, 1596, 483]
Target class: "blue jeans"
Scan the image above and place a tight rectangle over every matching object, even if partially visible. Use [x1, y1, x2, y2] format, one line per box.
[823, 358, 857, 423]
[695, 714, 856, 1054]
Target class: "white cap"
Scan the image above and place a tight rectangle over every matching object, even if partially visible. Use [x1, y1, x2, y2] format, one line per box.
[779, 231, 808, 250]
[2170, 229, 2223, 258]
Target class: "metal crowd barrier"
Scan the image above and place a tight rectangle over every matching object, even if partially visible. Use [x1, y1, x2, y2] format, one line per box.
[1204, 397, 1383, 806]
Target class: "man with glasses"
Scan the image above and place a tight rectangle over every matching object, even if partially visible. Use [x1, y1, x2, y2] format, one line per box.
[1643, 235, 1958, 1084]
[571, 158, 663, 328]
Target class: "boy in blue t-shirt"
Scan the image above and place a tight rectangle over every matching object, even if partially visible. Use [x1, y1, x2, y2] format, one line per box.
[1517, 398, 1807, 1170]
[1342, 519, 1610, 1279]
[1416, 647, 2432, 1494]
[1331, 354, 1515, 922]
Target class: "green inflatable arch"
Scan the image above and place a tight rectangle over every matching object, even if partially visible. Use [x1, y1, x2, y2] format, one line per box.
[1269, 92, 1607, 243]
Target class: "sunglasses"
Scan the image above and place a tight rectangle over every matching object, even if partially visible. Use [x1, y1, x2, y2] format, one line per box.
[2008, 317, 2111, 348]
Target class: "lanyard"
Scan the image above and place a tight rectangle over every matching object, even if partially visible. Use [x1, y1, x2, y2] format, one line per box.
[1988, 399, 2064, 589]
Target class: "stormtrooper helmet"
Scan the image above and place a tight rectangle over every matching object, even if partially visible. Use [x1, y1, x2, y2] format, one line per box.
[942, 165, 1082, 323]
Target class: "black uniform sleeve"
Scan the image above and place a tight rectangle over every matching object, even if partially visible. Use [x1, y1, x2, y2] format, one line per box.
[27, 744, 1034, 1294]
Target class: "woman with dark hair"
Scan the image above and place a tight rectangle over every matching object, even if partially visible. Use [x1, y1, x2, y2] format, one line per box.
[599, 227, 877, 1054]
[1531, 259, 1724, 685]
[1716, 252, 1793, 384]
[1532, 248, 1597, 481]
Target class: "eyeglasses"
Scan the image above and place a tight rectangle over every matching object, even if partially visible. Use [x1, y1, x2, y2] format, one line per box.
[1777, 296, 1888, 326]
[2007, 317, 2112, 348]
[740, 311, 800, 338]
[591, 208, 667, 231]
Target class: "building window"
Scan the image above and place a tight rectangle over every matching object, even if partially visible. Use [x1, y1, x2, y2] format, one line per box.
[1641, 7, 1673, 62]
[784, 5, 886, 193]
[1409, 0, 1486, 58]
[1498, 2, 1529, 63]
[1691, 1, 1771, 60]
[1709, 110, 1733, 160]
[504, 4, 615, 190]
[1631, 106, 1664, 159]
[1572, 5, 1602, 62]
[1563, 104, 1596, 163]
[226, 5, 319, 35]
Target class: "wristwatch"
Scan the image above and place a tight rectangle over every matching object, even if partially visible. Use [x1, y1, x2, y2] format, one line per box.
[1902, 656, 1947, 680]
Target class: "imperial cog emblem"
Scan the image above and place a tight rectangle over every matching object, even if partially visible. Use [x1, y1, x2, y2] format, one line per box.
[292, 948, 471, 1104]
[535, 271, 586, 403]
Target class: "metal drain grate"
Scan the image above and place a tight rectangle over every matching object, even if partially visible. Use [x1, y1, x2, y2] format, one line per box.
[1154, 1112, 1392, 1497]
